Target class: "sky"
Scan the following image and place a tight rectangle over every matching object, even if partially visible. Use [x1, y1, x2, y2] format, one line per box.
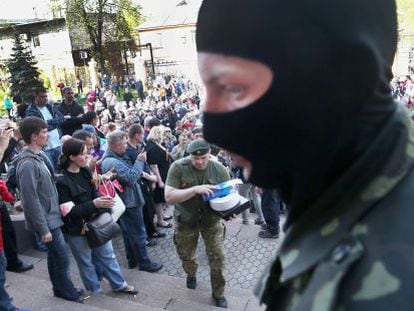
[0, 0, 50, 19]
[0, 0, 197, 20]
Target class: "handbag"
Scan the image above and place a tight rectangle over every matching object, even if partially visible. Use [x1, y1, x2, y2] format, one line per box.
[98, 178, 126, 222]
[85, 212, 121, 249]
[98, 178, 123, 196]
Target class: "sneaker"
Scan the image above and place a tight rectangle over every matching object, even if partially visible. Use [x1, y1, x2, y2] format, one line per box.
[150, 232, 167, 238]
[254, 219, 265, 225]
[186, 276, 197, 289]
[139, 262, 163, 273]
[260, 223, 268, 230]
[115, 284, 138, 295]
[258, 230, 279, 239]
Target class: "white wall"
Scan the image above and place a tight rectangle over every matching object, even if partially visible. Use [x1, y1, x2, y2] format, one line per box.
[138, 25, 201, 82]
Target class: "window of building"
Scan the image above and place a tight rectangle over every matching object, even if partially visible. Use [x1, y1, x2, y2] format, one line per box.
[33, 34, 40, 47]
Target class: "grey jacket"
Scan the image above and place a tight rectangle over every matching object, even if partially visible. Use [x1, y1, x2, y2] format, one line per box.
[15, 149, 63, 235]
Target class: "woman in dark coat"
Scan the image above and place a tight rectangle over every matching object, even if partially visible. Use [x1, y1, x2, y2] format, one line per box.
[56, 138, 137, 295]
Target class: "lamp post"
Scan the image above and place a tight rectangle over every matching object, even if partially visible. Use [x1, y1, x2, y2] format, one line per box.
[119, 38, 130, 77]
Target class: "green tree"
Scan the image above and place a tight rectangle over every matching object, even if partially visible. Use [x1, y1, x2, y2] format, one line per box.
[65, 0, 142, 76]
[7, 33, 44, 102]
[397, 0, 414, 41]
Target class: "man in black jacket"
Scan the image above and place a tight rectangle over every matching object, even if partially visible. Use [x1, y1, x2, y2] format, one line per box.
[58, 87, 84, 136]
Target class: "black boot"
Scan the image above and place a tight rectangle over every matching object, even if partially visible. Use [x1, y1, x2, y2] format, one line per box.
[186, 276, 197, 289]
[213, 296, 228, 308]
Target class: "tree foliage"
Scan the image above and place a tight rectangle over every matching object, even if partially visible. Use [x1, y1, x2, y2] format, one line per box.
[65, 0, 142, 75]
[7, 33, 44, 101]
[397, 0, 414, 40]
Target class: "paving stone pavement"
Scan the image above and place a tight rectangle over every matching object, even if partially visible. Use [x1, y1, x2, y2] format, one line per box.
[112, 205, 284, 291]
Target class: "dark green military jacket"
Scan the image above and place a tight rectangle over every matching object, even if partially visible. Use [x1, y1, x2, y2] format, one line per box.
[166, 156, 230, 229]
[256, 105, 414, 310]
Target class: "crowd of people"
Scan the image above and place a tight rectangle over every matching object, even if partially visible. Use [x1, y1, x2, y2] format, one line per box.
[0, 76, 282, 309]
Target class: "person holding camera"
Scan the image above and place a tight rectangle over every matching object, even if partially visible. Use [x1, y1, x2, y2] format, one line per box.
[101, 130, 162, 273]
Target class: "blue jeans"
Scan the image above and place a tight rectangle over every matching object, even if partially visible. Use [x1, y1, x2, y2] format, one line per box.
[66, 235, 126, 293]
[44, 146, 61, 170]
[0, 251, 15, 311]
[262, 189, 281, 234]
[118, 206, 150, 268]
[46, 228, 80, 300]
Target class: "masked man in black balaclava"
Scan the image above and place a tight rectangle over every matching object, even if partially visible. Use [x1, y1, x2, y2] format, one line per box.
[196, 0, 414, 310]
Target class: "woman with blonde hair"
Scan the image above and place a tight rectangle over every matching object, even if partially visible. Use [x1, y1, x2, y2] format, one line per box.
[146, 125, 173, 228]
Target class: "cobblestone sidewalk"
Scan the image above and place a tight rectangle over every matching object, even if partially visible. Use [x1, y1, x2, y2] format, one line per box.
[113, 206, 284, 291]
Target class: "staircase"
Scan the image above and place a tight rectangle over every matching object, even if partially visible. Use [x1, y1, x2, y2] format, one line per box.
[5, 251, 264, 311]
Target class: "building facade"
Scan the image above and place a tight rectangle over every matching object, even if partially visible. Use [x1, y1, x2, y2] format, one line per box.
[136, 0, 202, 83]
[0, 18, 78, 92]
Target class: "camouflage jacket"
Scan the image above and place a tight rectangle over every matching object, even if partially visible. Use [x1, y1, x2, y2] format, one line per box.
[166, 157, 230, 229]
[256, 104, 414, 311]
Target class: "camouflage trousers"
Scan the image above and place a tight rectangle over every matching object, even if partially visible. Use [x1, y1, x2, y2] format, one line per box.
[174, 222, 225, 298]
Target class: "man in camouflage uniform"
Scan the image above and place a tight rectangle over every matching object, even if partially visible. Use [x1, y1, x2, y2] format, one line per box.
[196, 0, 414, 310]
[165, 140, 230, 308]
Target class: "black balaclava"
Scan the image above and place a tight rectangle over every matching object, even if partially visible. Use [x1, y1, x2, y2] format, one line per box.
[197, 0, 398, 226]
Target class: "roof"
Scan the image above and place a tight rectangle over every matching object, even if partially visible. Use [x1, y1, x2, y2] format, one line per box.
[137, 0, 202, 31]
[0, 18, 49, 27]
[0, 18, 65, 30]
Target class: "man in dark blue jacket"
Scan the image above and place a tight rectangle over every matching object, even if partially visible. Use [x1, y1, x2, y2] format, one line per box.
[25, 87, 64, 169]
[101, 130, 163, 273]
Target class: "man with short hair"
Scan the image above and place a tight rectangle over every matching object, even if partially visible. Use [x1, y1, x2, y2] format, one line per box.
[16, 117, 83, 303]
[101, 130, 163, 272]
[58, 87, 84, 136]
[143, 117, 161, 141]
[25, 87, 64, 169]
[125, 124, 145, 162]
[191, 127, 203, 140]
[165, 140, 230, 308]
[126, 124, 167, 241]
